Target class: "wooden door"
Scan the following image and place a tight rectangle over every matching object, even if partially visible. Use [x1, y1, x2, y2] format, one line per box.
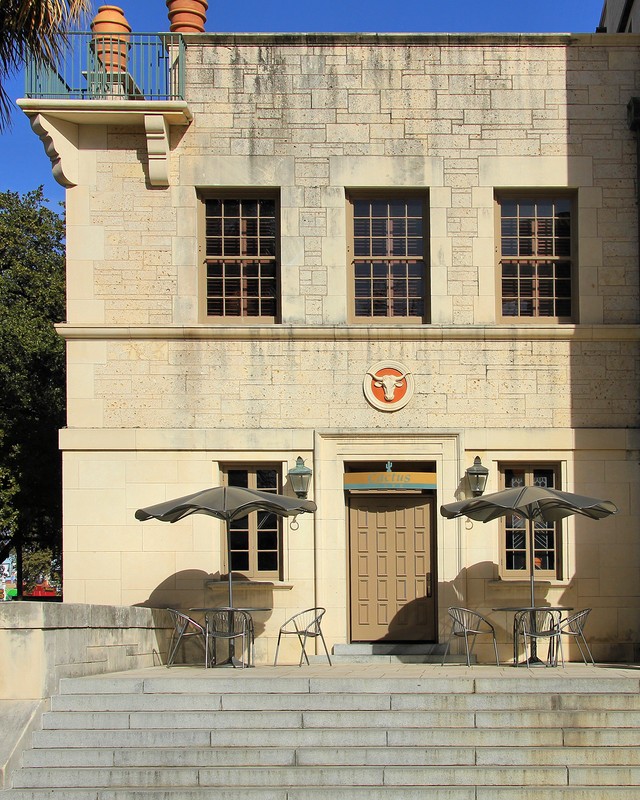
[349, 494, 436, 642]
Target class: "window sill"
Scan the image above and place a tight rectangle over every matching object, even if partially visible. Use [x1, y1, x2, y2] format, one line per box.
[205, 579, 293, 591]
[489, 578, 571, 588]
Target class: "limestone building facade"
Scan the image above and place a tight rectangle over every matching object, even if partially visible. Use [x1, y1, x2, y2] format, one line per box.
[20, 19, 640, 663]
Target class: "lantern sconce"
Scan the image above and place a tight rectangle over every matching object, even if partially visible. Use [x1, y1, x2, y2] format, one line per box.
[466, 456, 489, 497]
[287, 456, 313, 499]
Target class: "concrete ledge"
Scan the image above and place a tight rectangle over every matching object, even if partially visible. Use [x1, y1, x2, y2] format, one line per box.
[0, 603, 170, 700]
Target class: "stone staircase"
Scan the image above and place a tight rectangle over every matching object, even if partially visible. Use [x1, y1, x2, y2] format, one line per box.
[2, 665, 640, 799]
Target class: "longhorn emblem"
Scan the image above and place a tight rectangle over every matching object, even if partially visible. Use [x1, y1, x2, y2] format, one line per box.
[367, 368, 411, 402]
[363, 361, 415, 412]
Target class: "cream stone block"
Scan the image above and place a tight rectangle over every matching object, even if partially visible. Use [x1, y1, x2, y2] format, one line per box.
[66, 299, 106, 324]
[579, 296, 605, 325]
[329, 155, 443, 187]
[181, 155, 295, 187]
[66, 398, 104, 428]
[579, 237, 603, 267]
[77, 459, 126, 490]
[77, 525, 142, 553]
[65, 488, 128, 526]
[478, 156, 593, 187]
[281, 235, 305, 266]
[67, 225, 104, 261]
[122, 552, 178, 590]
[59, 429, 135, 452]
[66, 260, 95, 301]
[431, 294, 454, 324]
[83, 581, 125, 605]
[63, 551, 121, 581]
[473, 294, 497, 325]
[67, 364, 95, 400]
[472, 238, 496, 272]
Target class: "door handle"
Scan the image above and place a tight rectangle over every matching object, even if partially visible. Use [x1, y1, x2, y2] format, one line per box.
[426, 572, 432, 598]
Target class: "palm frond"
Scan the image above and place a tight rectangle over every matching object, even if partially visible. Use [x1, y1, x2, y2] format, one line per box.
[0, 0, 92, 129]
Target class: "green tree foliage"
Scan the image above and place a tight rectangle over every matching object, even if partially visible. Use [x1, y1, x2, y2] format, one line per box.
[0, 187, 66, 571]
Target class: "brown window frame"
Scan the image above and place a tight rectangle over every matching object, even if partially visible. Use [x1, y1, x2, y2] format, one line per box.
[496, 193, 576, 323]
[499, 463, 562, 581]
[200, 192, 280, 324]
[221, 464, 283, 580]
[347, 192, 430, 324]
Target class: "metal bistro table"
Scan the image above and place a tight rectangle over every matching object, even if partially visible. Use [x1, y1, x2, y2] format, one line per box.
[493, 606, 573, 666]
[190, 607, 270, 668]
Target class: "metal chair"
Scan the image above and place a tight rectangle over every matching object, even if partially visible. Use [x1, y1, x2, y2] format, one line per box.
[441, 607, 499, 666]
[556, 608, 595, 665]
[516, 609, 563, 667]
[166, 609, 211, 668]
[273, 607, 332, 666]
[207, 608, 253, 668]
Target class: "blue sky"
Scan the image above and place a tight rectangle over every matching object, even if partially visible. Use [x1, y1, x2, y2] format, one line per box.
[1, 0, 604, 207]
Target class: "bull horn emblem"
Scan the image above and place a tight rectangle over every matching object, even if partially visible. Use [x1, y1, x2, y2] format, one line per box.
[367, 369, 411, 402]
[363, 361, 415, 412]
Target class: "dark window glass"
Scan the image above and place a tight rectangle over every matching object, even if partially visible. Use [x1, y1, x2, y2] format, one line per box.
[205, 198, 278, 319]
[352, 197, 426, 320]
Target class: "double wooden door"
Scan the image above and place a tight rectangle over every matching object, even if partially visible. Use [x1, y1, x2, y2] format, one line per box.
[349, 494, 436, 642]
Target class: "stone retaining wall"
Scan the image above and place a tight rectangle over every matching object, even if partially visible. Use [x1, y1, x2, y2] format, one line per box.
[0, 603, 169, 700]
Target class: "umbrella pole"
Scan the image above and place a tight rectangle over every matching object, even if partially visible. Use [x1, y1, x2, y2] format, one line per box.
[528, 517, 535, 608]
[226, 520, 233, 609]
[527, 516, 541, 663]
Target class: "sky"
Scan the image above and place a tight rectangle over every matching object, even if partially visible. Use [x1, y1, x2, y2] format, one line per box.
[1, 0, 604, 208]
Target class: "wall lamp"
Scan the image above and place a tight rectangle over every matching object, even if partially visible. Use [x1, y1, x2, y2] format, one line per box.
[466, 456, 489, 497]
[288, 456, 313, 499]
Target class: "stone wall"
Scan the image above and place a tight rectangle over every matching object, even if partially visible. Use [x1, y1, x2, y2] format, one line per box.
[0, 603, 169, 700]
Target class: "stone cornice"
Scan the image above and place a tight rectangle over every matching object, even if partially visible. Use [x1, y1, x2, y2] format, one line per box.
[181, 32, 640, 47]
[56, 323, 640, 342]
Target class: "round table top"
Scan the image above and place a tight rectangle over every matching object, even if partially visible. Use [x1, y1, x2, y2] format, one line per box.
[492, 606, 573, 612]
[189, 606, 270, 613]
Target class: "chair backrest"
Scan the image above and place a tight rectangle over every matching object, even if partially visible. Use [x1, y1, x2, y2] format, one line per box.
[448, 607, 487, 634]
[209, 608, 250, 634]
[167, 608, 203, 635]
[560, 608, 591, 635]
[518, 609, 557, 635]
[282, 607, 326, 635]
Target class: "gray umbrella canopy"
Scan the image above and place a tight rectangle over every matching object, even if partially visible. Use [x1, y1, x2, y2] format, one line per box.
[136, 486, 317, 607]
[441, 485, 617, 606]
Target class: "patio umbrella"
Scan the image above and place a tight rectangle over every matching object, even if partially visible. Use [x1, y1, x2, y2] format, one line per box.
[135, 486, 317, 607]
[440, 485, 618, 607]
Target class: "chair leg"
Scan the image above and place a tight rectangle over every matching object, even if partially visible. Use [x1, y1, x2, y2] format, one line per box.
[273, 631, 283, 666]
[318, 630, 332, 665]
[441, 632, 453, 666]
[298, 632, 310, 666]
[576, 634, 595, 665]
[492, 634, 500, 666]
[167, 633, 180, 668]
[462, 632, 472, 667]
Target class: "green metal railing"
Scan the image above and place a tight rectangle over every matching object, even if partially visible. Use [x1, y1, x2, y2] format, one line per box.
[24, 32, 185, 101]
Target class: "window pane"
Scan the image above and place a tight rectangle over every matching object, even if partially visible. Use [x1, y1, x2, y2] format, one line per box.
[205, 198, 277, 319]
[352, 196, 426, 320]
[502, 464, 560, 578]
[224, 465, 281, 578]
[499, 197, 573, 320]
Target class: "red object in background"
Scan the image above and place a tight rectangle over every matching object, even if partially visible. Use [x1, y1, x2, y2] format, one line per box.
[30, 584, 57, 596]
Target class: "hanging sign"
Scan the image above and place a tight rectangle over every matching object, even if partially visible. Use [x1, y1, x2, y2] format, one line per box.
[344, 471, 437, 491]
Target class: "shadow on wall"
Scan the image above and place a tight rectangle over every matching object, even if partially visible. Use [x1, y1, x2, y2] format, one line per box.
[134, 569, 275, 664]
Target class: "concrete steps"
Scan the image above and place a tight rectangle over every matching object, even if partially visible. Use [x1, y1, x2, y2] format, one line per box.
[2, 666, 640, 798]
